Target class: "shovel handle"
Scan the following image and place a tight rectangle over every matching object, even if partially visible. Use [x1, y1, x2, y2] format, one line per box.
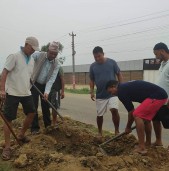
[30, 80, 64, 121]
[100, 125, 136, 147]
[0, 101, 21, 146]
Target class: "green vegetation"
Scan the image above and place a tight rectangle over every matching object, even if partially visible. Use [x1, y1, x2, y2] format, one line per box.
[65, 87, 89, 94]
[65, 87, 95, 94]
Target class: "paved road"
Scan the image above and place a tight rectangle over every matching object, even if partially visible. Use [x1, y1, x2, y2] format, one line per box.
[59, 93, 169, 146]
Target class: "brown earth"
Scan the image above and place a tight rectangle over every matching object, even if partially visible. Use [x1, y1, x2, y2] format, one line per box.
[0, 109, 169, 171]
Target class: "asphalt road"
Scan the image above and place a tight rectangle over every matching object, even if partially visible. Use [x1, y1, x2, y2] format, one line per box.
[59, 93, 169, 146]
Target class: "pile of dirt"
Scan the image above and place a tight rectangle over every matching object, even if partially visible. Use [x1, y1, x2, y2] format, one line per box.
[0, 109, 169, 171]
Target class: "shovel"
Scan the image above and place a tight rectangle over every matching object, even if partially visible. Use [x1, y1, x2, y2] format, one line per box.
[30, 80, 64, 121]
[99, 125, 136, 155]
[0, 100, 22, 146]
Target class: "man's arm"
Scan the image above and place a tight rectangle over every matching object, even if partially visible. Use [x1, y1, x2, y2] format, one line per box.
[31, 51, 41, 61]
[125, 109, 135, 133]
[0, 68, 9, 100]
[119, 95, 135, 133]
[117, 72, 123, 83]
[60, 75, 65, 99]
[44, 65, 60, 100]
[90, 80, 95, 101]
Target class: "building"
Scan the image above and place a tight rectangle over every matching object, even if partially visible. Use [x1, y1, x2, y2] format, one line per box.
[62, 58, 160, 85]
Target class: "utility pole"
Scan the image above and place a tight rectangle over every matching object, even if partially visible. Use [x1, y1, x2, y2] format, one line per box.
[69, 31, 76, 89]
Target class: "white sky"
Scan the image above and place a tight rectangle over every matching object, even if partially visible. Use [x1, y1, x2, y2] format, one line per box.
[0, 0, 169, 70]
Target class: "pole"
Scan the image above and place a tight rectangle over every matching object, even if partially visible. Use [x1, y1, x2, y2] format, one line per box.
[69, 32, 76, 89]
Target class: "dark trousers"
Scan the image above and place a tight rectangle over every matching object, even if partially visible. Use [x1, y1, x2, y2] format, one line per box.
[31, 82, 51, 131]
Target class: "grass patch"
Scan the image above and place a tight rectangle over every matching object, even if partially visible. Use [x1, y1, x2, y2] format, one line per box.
[65, 88, 96, 94]
[65, 88, 90, 94]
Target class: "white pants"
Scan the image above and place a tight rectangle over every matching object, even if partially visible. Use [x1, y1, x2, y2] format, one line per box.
[96, 97, 119, 116]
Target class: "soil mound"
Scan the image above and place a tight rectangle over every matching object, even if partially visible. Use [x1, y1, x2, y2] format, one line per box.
[0, 110, 169, 171]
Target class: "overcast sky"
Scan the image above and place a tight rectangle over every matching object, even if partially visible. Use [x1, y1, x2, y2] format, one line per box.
[0, 0, 169, 71]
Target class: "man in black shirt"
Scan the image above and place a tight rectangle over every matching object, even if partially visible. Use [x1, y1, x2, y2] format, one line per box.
[106, 80, 167, 154]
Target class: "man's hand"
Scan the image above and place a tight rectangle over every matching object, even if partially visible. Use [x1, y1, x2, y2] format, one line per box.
[90, 92, 95, 101]
[125, 127, 132, 134]
[61, 91, 65, 99]
[0, 90, 6, 101]
[44, 93, 49, 101]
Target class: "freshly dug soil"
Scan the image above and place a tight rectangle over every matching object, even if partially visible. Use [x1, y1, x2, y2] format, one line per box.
[0, 109, 169, 171]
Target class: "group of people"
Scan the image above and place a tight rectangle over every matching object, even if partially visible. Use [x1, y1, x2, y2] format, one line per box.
[0, 37, 64, 160]
[89, 43, 169, 154]
[0, 36, 169, 160]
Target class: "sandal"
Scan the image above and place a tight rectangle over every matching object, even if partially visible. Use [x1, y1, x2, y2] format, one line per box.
[151, 142, 163, 147]
[18, 136, 30, 144]
[54, 124, 59, 129]
[134, 148, 147, 155]
[2, 148, 11, 160]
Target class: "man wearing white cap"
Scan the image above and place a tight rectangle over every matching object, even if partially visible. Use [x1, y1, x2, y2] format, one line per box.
[0, 37, 39, 160]
[30, 41, 60, 134]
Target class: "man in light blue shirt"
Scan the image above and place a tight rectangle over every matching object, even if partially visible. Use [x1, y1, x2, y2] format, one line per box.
[31, 42, 60, 134]
[153, 42, 169, 147]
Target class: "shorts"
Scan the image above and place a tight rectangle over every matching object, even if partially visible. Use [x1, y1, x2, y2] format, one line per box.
[133, 98, 167, 121]
[96, 97, 119, 116]
[3, 94, 35, 121]
[48, 89, 59, 109]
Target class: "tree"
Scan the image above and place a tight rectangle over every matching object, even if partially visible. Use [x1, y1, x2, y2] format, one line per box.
[41, 42, 64, 52]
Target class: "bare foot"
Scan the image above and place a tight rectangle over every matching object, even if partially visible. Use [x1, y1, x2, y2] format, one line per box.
[145, 141, 151, 148]
[134, 146, 147, 155]
[94, 133, 103, 143]
[115, 131, 120, 136]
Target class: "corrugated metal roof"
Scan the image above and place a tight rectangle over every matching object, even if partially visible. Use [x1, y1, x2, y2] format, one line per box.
[62, 59, 143, 73]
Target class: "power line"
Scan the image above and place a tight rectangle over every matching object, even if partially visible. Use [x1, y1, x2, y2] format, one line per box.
[81, 13, 169, 33]
[73, 24, 169, 47]
[73, 31, 169, 51]
[76, 9, 169, 33]
[69, 47, 152, 57]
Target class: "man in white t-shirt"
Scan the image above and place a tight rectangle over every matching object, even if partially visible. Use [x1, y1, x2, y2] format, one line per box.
[153, 42, 169, 147]
[0, 37, 39, 160]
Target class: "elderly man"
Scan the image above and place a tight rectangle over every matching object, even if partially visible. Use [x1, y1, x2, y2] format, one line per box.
[0, 37, 39, 160]
[30, 41, 60, 134]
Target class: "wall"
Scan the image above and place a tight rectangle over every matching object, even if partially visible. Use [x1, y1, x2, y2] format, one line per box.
[64, 70, 143, 85]
[143, 70, 159, 84]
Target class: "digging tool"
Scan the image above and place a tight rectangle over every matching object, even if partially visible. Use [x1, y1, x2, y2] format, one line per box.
[0, 100, 22, 146]
[30, 80, 64, 121]
[99, 125, 136, 155]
